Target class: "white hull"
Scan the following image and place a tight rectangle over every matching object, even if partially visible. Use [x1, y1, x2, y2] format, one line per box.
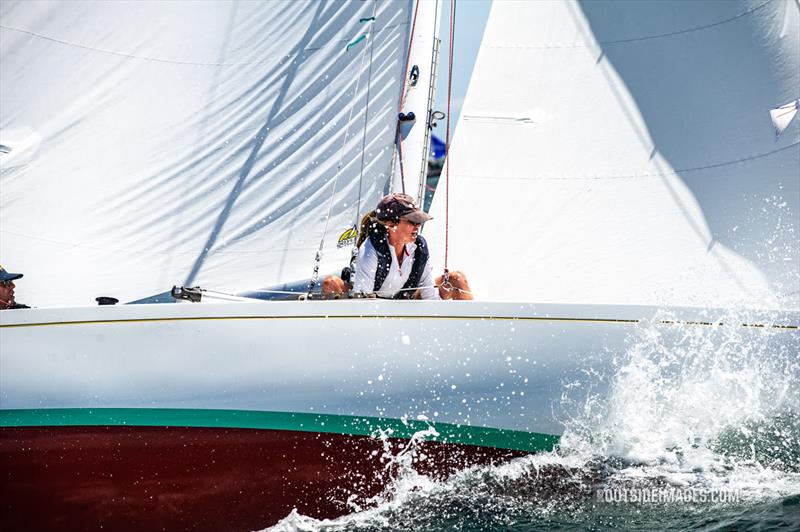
[2, 300, 796, 439]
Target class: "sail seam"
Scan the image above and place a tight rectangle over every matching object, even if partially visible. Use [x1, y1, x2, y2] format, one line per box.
[0, 229, 321, 256]
[8, 136, 793, 254]
[0, 22, 407, 66]
[483, 0, 774, 49]
[453, 141, 799, 181]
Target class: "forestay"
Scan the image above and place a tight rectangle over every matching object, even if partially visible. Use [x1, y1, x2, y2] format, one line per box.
[0, 0, 413, 306]
[427, 0, 800, 309]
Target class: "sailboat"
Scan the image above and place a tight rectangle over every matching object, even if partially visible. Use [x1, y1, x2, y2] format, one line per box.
[1, 0, 798, 530]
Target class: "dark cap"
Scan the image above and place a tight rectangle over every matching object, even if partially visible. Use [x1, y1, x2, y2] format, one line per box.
[375, 193, 433, 224]
[0, 264, 23, 282]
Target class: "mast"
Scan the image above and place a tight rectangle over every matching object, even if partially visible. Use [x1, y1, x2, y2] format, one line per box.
[395, 0, 443, 207]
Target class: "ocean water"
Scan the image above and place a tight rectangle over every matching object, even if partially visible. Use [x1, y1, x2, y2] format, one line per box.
[265, 312, 800, 531]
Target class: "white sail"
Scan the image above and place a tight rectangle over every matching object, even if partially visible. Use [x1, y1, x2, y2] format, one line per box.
[0, 0, 413, 306]
[427, 0, 800, 309]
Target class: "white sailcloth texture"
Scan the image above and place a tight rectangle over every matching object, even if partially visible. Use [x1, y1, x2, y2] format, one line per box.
[427, 0, 800, 309]
[0, 0, 412, 306]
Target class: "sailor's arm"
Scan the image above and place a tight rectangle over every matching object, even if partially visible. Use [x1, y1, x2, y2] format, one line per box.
[418, 259, 441, 300]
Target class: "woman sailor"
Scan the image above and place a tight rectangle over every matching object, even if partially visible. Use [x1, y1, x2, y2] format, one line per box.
[323, 193, 472, 300]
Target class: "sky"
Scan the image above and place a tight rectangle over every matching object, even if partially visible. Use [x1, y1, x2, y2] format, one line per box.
[432, 0, 491, 138]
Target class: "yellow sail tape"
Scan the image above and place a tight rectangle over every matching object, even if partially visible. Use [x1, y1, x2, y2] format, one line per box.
[1, 315, 796, 329]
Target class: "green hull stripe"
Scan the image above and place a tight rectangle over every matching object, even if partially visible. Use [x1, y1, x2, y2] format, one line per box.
[0, 408, 558, 453]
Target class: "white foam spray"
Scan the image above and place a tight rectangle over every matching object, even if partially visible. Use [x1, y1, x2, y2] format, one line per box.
[265, 309, 800, 530]
[559, 309, 800, 498]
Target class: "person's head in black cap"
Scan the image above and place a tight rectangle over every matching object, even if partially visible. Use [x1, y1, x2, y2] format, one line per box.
[375, 193, 432, 250]
[375, 193, 433, 225]
[356, 193, 433, 249]
[0, 264, 25, 310]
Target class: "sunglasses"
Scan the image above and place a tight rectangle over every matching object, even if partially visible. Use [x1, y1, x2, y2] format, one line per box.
[0, 280, 14, 287]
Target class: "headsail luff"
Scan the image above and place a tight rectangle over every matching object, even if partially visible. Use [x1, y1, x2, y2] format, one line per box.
[0, 0, 414, 306]
[427, 0, 800, 309]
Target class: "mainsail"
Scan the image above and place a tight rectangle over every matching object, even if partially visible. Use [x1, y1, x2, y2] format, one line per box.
[427, 0, 800, 309]
[0, 0, 416, 306]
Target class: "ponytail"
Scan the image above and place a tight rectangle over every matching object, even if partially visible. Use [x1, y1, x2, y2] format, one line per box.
[356, 210, 385, 248]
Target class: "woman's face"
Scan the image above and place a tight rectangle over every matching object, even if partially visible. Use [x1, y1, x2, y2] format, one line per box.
[387, 218, 421, 246]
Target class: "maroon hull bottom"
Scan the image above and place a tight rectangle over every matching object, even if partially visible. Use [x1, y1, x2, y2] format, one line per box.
[0, 426, 526, 531]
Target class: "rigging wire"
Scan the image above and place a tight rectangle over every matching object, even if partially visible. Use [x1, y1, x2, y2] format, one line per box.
[452, 141, 800, 181]
[308, 2, 377, 295]
[443, 0, 456, 274]
[347, 0, 381, 281]
[354, 2, 379, 235]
